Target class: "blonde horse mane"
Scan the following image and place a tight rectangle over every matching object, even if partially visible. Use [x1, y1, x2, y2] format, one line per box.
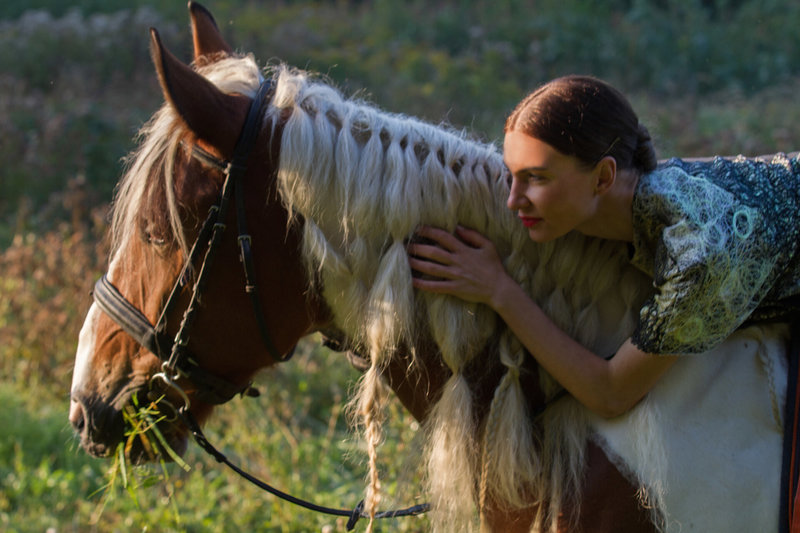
[111, 53, 660, 532]
[268, 65, 657, 531]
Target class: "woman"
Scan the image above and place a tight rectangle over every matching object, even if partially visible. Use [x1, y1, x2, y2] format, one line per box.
[408, 75, 800, 418]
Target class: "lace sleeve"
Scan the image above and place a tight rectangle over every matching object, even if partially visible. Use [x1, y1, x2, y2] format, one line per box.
[631, 166, 777, 354]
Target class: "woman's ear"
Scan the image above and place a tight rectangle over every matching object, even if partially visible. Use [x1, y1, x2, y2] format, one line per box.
[594, 156, 617, 195]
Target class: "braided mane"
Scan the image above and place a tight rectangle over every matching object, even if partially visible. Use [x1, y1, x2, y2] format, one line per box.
[267, 64, 656, 531]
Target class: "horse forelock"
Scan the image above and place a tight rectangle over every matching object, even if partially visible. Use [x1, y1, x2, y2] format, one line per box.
[109, 55, 263, 262]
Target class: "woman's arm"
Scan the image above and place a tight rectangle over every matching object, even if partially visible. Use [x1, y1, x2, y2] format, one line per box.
[408, 225, 678, 418]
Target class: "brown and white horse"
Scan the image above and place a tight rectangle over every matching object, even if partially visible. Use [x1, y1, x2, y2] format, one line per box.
[69, 3, 786, 532]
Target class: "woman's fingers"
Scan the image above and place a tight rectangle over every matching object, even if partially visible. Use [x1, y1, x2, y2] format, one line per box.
[408, 256, 455, 279]
[455, 225, 491, 248]
[407, 242, 452, 265]
[411, 275, 456, 294]
[414, 225, 464, 251]
[404, 224, 509, 305]
[415, 224, 493, 252]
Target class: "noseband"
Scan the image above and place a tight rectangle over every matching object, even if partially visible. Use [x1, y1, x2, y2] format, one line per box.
[93, 78, 291, 407]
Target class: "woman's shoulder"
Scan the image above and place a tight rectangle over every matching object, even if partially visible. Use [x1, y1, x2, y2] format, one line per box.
[641, 152, 800, 206]
[659, 151, 800, 166]
[631, 152, 800, 355]
[653, 152, 800, 182]
[631, 151, 800, 278]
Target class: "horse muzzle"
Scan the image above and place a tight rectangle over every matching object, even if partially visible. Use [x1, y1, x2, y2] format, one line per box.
[69, 391, 125, 458]
[69, 385, 189, 464]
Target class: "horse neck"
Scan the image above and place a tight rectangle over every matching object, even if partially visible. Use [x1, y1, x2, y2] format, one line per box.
[255, 117, 332, 352]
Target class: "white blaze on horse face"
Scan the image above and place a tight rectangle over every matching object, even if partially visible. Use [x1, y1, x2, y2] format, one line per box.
[71, 255, 124, 402]
[70, 302, 100, 401]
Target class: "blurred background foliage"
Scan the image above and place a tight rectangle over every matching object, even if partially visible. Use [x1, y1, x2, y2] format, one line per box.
[4, 0, 800, 244]
[2, 0, 800, 531]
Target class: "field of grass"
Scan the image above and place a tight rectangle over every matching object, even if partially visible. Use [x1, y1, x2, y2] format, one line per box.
[3, 1, 800, 531]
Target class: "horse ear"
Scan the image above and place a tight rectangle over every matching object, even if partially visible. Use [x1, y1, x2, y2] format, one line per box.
[188, 1, 233, 63]
[149, 28, 248, 157]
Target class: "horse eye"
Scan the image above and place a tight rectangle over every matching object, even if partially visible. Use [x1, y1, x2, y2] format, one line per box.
[141, 227, 167, 247]
[146, 233, 167, 247]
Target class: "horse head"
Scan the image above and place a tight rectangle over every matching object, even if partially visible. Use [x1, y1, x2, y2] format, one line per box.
[69, 2, 321, 462]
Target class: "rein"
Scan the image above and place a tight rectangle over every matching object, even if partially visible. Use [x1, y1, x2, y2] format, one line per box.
[92, 77, 429, 528]
[179, 407, 430, 530]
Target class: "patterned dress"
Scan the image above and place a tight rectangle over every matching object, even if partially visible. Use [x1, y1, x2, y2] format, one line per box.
[629, 153, 800, 355]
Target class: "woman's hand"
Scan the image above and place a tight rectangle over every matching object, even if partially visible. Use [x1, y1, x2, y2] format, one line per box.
[407, 225, 513, 307]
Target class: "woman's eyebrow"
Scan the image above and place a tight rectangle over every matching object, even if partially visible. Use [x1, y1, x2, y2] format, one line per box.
[516, 165, 548, 173]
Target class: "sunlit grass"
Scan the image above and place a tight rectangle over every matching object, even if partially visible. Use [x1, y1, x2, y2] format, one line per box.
[86, 396, 190, 530]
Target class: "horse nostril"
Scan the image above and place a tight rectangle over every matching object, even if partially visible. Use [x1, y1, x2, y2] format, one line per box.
[69, 397, 86, 434]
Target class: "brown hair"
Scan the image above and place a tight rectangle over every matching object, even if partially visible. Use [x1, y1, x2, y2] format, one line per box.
[505, 75, 657, 173]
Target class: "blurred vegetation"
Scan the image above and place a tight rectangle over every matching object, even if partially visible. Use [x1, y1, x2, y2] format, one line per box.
[4, 0, 800, 243]
[2, 0, 800, 531]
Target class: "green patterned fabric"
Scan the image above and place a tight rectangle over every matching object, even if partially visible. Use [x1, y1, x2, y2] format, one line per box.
[630, 153, 800, 354]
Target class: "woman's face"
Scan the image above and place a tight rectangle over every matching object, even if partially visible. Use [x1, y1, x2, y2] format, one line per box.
[503, 130, 599, 242]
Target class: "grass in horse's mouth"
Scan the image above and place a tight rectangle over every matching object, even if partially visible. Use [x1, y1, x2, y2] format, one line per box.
[104, 393, 190, 491]
[91, 393, 191, 524]
[119, 392, 190, 468]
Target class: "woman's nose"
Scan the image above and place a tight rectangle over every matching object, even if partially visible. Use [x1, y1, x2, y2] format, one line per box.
[506, 182, 529, 210]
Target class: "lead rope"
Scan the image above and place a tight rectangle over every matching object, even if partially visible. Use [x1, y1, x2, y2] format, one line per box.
[178, 407, 429, 530]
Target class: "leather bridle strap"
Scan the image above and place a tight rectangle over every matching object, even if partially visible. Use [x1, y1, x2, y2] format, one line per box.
[165, 79, 286, 374]
[94, 274, 174, 361]
[94, 275, 249, 405]
[93, 78, 288, 406]
[231, 81, 282, 359]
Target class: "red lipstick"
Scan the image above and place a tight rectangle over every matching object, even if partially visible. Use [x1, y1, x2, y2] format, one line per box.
[519, 216, 541, 228]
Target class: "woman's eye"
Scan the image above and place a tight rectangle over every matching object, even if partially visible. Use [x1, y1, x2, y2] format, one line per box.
[515, 173, 542, 184]
[507, 171, 545, 189]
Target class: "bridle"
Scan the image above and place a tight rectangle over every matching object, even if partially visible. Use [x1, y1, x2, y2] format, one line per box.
[91, 78, 429, 527]
[93, 79, 288, 408]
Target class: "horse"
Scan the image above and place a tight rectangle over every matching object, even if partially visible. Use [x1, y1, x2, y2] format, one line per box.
[69, 3, 787, 532]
